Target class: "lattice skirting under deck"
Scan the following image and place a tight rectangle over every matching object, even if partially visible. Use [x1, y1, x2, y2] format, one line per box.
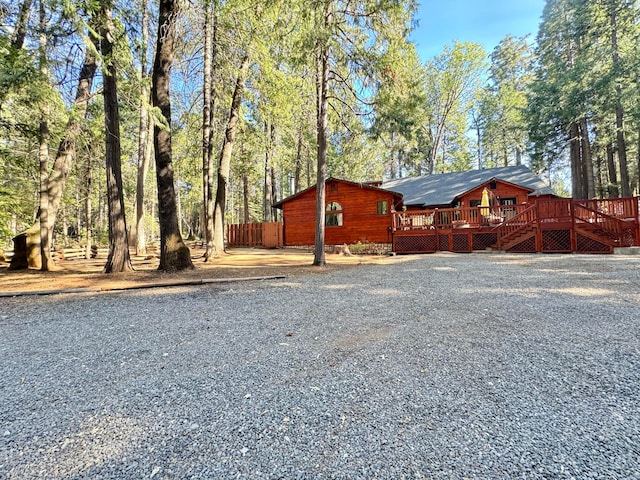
[507, 236, 536, 253]
[576, 234, 611, 253]
[394, 234, 438, 253]
[472, 233, 498, 251]
[542, 229, 571, 252]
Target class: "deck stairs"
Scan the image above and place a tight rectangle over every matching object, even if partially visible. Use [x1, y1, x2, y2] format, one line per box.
[494, 202, 624, 252]
[494, 204, 538, 251]
[496, 224, 537, 251]
[573, 204, 625, 248]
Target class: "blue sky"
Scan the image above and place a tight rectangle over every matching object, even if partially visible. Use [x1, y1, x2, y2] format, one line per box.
[411, 0, 547, 61]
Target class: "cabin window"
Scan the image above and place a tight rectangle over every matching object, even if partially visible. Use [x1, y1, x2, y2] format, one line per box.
[326, 202, 343, 226]
[490, 181, 497, 190]
[500, 197, 517, 220]
[377, 200, 388, 215]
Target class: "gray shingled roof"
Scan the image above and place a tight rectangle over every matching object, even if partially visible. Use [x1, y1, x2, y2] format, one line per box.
[382, 165, 556, 207]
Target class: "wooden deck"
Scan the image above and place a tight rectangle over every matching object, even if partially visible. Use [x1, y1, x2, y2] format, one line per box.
[392, 197, 640, 254]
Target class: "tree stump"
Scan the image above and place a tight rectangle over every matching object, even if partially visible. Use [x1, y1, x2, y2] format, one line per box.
[336, 244, 352, 256]
[8, 225, 41, 270]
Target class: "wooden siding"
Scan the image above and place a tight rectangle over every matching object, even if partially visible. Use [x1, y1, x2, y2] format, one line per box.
[459, 180, 531, 207]
[281, 181, 395, 246]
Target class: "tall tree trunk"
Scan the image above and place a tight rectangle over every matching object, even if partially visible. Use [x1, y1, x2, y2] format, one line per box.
[429, 125, 443, 175]
[212, 53, 251, 254]
[610, 6, 630, 197]
[46, 28, 99, 238]
[152, 0, 193, 271]
[38, 0, 52, 271]
[201, 0, 215, 260]
[38, 119, 52, 270]
[579, 118, 595, 199]
[270, 165, 277, 219]
[569, 122, 582, 199]
[294, 125, 303, 193]
[264, 161, 273, 221]
[306, 145, 312, 190]
[594, 154, 603, 198]
[242, 172, 250, 224]
[614, 99, 630, 197]
[84, 155, 92, 259]
[606, 143, 619, 198]
[176, 166, 183, 236]
[135, 0, 151, 256]
[11, 0, 33, 49]
[101, 4, 132, 273]
[263, 122, 275, 222]
[313, 5, 331, 267]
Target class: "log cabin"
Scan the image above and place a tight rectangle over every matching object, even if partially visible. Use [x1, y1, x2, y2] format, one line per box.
[271, 166, 640, 254]
[273, 178, 403, 247]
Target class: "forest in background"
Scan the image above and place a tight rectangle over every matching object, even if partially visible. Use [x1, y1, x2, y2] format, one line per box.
[1, 0, 639, 269]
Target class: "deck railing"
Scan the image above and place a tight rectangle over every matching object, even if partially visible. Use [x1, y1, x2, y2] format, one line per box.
[576, 197, 639, 219]
[392, 204, 529, 231]
[391, 196, 640, 253]
[537, 198, 572, 222]
[496, 203, 538, 244]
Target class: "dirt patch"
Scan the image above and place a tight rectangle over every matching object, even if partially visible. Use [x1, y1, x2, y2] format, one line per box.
[0, 247, 394, 295]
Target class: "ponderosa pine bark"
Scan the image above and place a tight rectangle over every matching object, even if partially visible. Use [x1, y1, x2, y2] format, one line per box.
[263, 122, 274, 222]
[202, 0, 215, 261]
[84, 154, 93, 259]
[611, 6, 630, 197]
[152, 0, 193, 271]
[579, 118, 595, 199]
[101, 3, 132, 273]
[11, 0, 33, 50]
[294, 124, 303, 193]
[9, 20, 99, 270]
[135, 0, 151, 256]
[313, 7, 330, 267]
[45, 32, 99, 236]
[38, 0, 53, 271]
[212, 53, 250, 255]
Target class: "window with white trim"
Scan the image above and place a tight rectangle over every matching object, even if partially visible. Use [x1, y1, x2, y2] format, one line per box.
[326, 202, 343, 226]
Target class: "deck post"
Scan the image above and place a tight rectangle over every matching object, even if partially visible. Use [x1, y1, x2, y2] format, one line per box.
[434, 208, 440, 251]
[534, 202, 542, 252]
[570, 200, 577, 252]
[635, 197, 640, 245]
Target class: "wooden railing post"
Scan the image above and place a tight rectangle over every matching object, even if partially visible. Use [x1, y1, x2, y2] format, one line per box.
[570, 200, 577, 252]
[534, 201, 542, 252]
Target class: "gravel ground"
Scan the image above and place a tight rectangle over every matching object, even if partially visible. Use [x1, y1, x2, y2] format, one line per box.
[1, 252, 639, 480]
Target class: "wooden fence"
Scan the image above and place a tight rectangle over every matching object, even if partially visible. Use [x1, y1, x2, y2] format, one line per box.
[226, 222, 283, 248]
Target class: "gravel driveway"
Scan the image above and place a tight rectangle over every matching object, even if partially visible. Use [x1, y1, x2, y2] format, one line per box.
[1, 253, 639, 479]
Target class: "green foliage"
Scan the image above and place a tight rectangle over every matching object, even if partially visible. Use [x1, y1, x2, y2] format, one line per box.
[527, 0, 640, 197]
[423, 41, 487, 174]
[480, 35, 534, 167]
[4, 0, 639, 251]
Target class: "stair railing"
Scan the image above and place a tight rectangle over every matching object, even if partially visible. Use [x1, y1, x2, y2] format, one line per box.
[573, 204, 624, 243]
[494, 203, 538, 247]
